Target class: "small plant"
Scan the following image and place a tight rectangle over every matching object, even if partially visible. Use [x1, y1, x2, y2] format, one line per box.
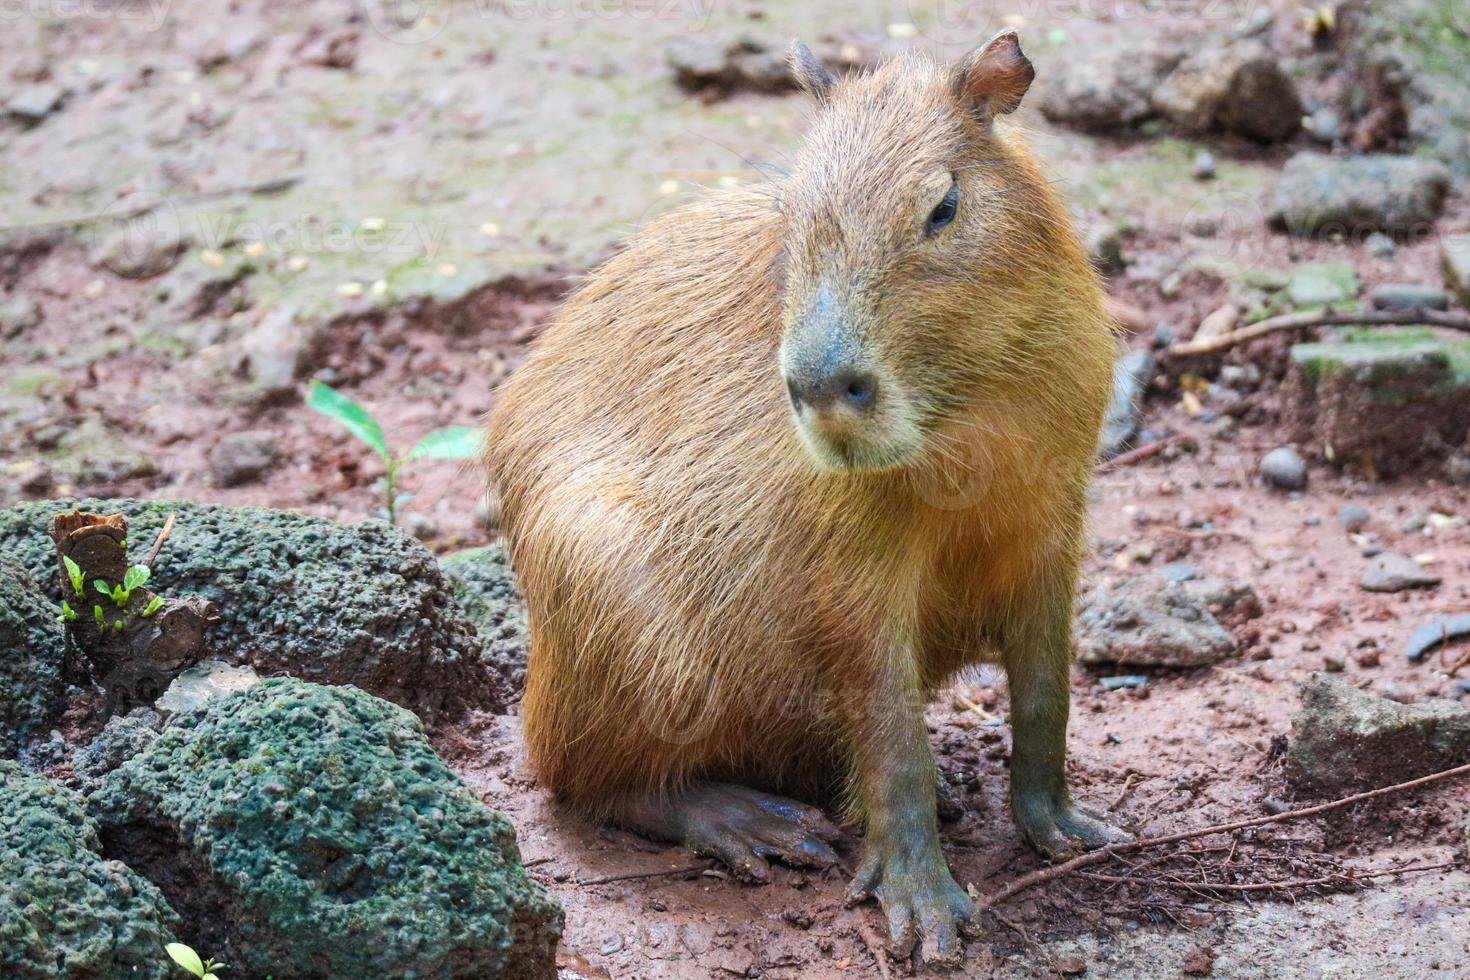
[142, 595, 165, 618]
[93, 564, 150, 606]
[306, 379, 481, 524]
[165, 942, 226, 980]
[93, 605, 104, 628]
[62, 555, 85, 597]
[57, 600, 78, 623]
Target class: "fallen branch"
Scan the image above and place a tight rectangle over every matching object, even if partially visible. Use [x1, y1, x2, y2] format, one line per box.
[142, 512, 176, 568]
[1095, 435, 1182, 474]
[975, 761, 1470, 914]
[1164, 308, 1470, 358]
[577, 861, 712, 886]
[855, 919, 895, 980]
[1076, 859, 1457, 895]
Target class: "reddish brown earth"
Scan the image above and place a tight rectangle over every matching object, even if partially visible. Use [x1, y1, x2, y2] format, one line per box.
[3, 0, 1469, 976]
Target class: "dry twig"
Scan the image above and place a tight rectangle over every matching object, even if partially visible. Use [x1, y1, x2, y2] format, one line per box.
[1164, 308, 1470, 358]
[976, 761, 1470, 914]
[577, 861, 712, 886]
[855, 919, 895, 980]
[1076, 860, 1456, 895]
[1095, 435, 1182, 474]
[142, 512, 176, 568]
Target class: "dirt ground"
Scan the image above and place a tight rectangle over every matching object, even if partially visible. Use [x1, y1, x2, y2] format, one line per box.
[3, 0, 1469, 977]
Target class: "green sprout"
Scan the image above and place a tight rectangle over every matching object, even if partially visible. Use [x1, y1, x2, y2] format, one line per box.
[112, 620, 123, 633]
[57, 600, 78, 623]
[91, 564, 152, 607]
[124, 564, 150, 594]
[93, 605, 105, 628]
[166, 942, 226, 980]
[142, 596, 165, 618]
[305, 380, 481, 524]
[62, 556, 85, 597]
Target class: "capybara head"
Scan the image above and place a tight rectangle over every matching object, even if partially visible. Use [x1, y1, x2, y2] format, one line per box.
[778, 31, 1059, 472]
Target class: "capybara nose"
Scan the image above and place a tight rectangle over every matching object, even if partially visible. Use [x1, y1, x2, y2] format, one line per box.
[786, 369, 880, 414]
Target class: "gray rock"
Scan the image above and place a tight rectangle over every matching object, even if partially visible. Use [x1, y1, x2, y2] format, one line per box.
[1260, 446, 1307, 491]
[153, 660, 260, 717]
[1442, 234, 1470, 308]
[1361, 552, 1442, 593]
[207, 429, 280, 487]
[1038, 40, 1186, 132]
[1286, 262, 1357, 309]
[1150, 39, 1302, 143]
[1306, 106, 1342, 144]
[1219, 363, 1261, 390]
[1076, 576, 1237, 668]
[1287, 674, 1470, 793]
[0, 559, 64, 758]
[1448, 453, 1470, 486]
[5, 83, 65, 122]
[1, 761, 181, 978]
[1405, 614, 1470, 662]
[242, 305, 310, 392]
[1157, 562, 1199, 583]
[1367, 283, 1447, 311]
[70, 708, 163, 796]
[1338, 503, 1371, 532]
[1085, 222, 1128, 276]
[0, 294, 41, 340]
[1192, 150, 1217, 181]
[0, 499, 509, 721]
[665, 34, 800, 97]
[1097, 350, 1156, 460]
[1365, 231, 1396, 258]
[1268, 153, 1451, 237]
[92, 220, 188, 279]
[440, 545, 529, 701]
[91, 680, 563, 979]
[47, 416, 159, 484]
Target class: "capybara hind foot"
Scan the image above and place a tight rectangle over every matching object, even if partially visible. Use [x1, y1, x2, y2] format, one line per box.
[845, 837, 974, 969]
[619, 782, 840, 883]
[1013, 790, 1133, 860]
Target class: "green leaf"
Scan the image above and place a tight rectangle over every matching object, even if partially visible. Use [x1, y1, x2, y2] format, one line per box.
[124, 565, 151, 593]
[59, 600, 77, 623]
[166, 942, 206, 977]
[306, 381, 390, 461]
[142, 596, 165, 618]
[95, 581, 111, 598]
[62, 556, 85, 597]
[111, 584, 128, 605]
[93, 605, 104, 627]
[403, 425, 482, 461]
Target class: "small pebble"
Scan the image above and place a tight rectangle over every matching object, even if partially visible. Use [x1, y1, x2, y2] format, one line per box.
[1192, 150, 1216, 181]
[1100, 675, 1149, 690]
[1364, 232, 1395, 258]
[1338, 504, 1370, 532]
[1322, 654, 1345, 673]
[1355, 649, 1380, 668]
[1260, 446, 1307, 491]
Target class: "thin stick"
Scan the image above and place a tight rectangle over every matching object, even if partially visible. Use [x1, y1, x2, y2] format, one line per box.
[975, 761, 1470, 913]
[1095, 435, 1180, 474]
[576, 861, 712, 886]
[142, 512, 176, 568]
[956, 692, 998, 722]
[855, 920, 895, 980]
[1076, 860, 1457, 894]
[1164, 308, 1470, 358]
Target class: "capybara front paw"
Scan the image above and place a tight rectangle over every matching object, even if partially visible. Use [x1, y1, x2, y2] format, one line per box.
[676, 783, 840, 883]
[845, 843, 973, 969]
[1013, 793, 1132, 859]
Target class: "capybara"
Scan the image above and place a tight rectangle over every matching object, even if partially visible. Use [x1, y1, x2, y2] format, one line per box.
[486, 29, 1128, 965]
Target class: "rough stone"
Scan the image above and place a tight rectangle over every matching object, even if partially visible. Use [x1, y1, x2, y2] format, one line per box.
[1285, 263, 1357, 309]
[1268, 153, 1451, 238]
[1442, 234, 1470, 308]
[154, 659, 260, 717]
[1037, 40, 1186, 132]
[1405, 614, 1470, 662]
[1076, 576, 1237, 668]
[46, 416, 159, 485]
[1287, 674, 1470, 793]
[69, 707, 163, 797]
[0, 558, 64, 758]
[1283, 331, 1470, 476]
[5, 83, 65, 123]
[1367, 283, 1447, 311]
[91, 680, 563, 979]
[1, 761, 180, 978]
[1150, 40, 1302, 143]
[1192, 150, 1216, 181]
[1260, 446, 1307, 491]
[0, 294, 42, 340]
[207, 429, 281, 487]
[1338, 503, 1371, 532]
[1096, 350, 1155, 460]
[0, 499, 508, 720]
[439, 545, 530, 701]
[1360, 553, 1442, 593]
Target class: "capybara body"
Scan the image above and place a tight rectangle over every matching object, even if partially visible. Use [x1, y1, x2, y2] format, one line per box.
[487, 31, 1124, 964]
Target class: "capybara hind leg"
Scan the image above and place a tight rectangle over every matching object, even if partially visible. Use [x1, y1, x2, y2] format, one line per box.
[619, 782, 840, 883]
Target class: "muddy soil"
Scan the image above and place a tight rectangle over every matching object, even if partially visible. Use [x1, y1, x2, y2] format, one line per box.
[3, 0, 1468, 977]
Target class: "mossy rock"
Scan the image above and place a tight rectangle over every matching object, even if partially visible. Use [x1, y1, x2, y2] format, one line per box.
[0, 558, 65, 758]
[1283, 331, 1470, 475]
[0, 499, 508, 720]
[0, 761, 180, 979]
[90, 679, 562, 979]
[439, 545, 528, 700]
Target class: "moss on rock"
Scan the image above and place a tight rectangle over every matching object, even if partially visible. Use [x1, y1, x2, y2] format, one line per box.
[0, 499, 508, 720]
[0, 761, 180, 979]
[439, 545, 528, 700]
[91, 679, 562, 980]
[0, 558, 65, 757]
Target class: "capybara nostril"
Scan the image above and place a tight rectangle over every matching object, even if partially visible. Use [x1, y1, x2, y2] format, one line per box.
[786, 370, 879, 414]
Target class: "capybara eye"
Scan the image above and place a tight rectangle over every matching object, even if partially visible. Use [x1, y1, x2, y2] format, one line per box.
[926, 183, 959, 236]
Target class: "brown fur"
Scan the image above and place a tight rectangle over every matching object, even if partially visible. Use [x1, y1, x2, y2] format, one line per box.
[486, 39, 1117, 828]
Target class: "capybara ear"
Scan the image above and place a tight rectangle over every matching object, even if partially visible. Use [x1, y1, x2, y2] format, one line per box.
[952, 29, 1034, 118]
[789, 39, 836, 105]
